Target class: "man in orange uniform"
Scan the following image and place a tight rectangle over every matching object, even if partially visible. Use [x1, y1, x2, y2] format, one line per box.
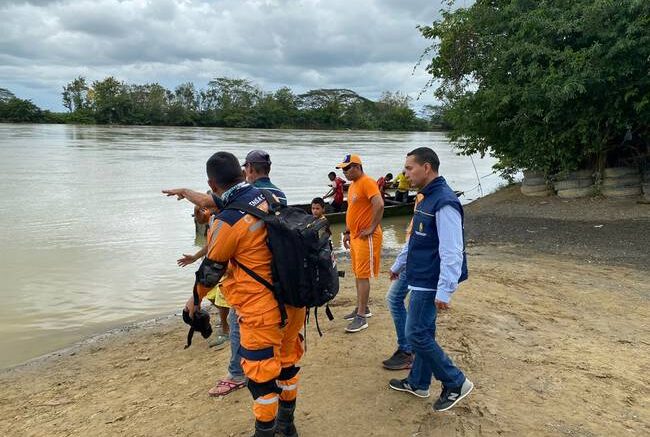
[336, 154, 384, 333]
[189, 151, 305, 437]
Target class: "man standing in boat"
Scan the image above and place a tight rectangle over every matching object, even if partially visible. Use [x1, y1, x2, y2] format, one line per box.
[388, 147, 473, 412]
[336, 154, 384, 333]
[323, 171, 345, 212]
[394, 170, 411, 202]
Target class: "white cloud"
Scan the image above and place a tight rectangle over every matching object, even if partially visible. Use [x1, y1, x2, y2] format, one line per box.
[0, 0, 447, 110]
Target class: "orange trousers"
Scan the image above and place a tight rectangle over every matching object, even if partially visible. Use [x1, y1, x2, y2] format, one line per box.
[238, 305, 306, 422]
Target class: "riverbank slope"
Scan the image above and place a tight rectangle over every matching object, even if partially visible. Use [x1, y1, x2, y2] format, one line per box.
[1, 187, 648, 436]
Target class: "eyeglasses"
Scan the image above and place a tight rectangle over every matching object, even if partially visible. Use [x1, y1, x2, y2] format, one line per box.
[342, 164, 356, 171]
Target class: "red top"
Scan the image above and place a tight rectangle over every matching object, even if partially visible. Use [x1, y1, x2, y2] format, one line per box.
[376, 176, 387, 198]
[333, 177, 345, 203]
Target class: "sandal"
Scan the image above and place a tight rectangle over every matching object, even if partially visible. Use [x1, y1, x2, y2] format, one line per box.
[208, 378, 246, 397]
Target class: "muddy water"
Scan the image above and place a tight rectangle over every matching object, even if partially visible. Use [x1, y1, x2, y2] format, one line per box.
[0, 124, 503, 368]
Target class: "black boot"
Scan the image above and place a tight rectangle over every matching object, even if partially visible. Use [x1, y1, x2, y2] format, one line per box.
[275, 400, 298, 437]
[253, 419, 276, 437]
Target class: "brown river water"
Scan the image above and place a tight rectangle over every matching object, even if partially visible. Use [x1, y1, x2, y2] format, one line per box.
[0, 124, 503, 368]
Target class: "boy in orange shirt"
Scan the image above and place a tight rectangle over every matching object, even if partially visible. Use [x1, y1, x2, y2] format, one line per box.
[336, 154, 384, 333]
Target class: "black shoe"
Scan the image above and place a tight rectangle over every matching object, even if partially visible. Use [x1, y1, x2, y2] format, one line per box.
[275, 400, 299, 437]
[382, 349, 413, 370]
[253, 419, 276, 437]
[388, 378, 430, 398]
[433, 378, 474, 412]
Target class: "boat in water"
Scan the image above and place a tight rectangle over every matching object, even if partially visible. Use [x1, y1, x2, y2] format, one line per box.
[195, 191, 463, 234]
[291, 194, 418, 224]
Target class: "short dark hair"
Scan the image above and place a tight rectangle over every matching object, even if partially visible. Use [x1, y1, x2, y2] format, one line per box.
[407, 147, 440, 172]
[328, 171, 336, 178]
[311, 197, 325, 207]
[206, 151, 245, 188]
[386, 173, 393, 179]
[248, 161, 271, 175]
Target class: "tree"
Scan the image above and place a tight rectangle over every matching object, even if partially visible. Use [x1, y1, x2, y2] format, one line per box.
[0, 97, 43, 122]
[127, 83, 169, 124]
[202, 77, 262, 127]
[298, 89, 371, 129]
[419, 0, 650, 176]
[421, 104, 451, 130]
[62, 76, 89, 113]
[168, 82, 199, 125]
[0, 88, 15, 103]
[375, 91, 418, 131]
[89, 77, 130, 124]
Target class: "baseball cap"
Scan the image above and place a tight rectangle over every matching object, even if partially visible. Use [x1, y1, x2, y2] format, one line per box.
[335, 154, 362, 169]
[243, 150, 271, 166]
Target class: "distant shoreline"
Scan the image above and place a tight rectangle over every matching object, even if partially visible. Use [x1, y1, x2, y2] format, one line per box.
[0, 121, 450, 133]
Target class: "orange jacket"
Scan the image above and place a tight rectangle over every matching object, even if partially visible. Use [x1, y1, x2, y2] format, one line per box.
[197, 184, 277, 318]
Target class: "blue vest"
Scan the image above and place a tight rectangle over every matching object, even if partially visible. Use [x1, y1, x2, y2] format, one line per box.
[405, 176, 468, 289]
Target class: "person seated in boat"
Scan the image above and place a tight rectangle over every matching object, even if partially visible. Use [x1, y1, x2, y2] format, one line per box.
[377, 173, 393, 200]
[393, 171, 411, 203]
[323, 171, 345, 212]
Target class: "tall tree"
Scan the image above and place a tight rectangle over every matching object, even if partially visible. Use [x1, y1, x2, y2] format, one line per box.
[89, 77, 130, 124]
[419, 0, 650, 175]
[62, 76, 89, 113]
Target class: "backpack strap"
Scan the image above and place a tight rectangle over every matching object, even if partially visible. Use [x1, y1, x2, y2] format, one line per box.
[223, 192, 287, 327]
[231, 258, 288, 328]
[259, 189, 283, 213]
[225, 189, 283, 217]
[225, 202, 267, 219]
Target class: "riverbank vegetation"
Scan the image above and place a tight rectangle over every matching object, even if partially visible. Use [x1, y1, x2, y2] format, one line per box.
[1, 79, 448, 131]
[419, 0, 650, 177]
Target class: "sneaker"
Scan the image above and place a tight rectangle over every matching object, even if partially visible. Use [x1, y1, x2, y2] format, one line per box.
[207, 333, 229, 349]
[342, 307, 372, 320]
[345, 315, 368, 333]
[382, 349, 413, 370]
[433, 378, 474, 412]
[388, 378, 430, 398]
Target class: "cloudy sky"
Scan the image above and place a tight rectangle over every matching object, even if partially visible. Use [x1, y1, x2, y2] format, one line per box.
[0, 0, 452, 111]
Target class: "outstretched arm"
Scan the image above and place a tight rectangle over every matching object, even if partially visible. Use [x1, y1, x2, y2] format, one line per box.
[177, 244, 208, 267]
[162, 188, 215, 208]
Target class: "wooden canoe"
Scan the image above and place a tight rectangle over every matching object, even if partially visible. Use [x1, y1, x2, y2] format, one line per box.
[291, 194, 418, 224]
[196, 191, 462, 233]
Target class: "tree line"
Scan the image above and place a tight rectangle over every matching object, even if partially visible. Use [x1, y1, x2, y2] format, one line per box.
[420, 0, 650, 176]
[1, 77, 449, 131]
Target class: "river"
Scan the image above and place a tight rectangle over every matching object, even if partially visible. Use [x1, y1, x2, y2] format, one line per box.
[0, 124, 503, 369]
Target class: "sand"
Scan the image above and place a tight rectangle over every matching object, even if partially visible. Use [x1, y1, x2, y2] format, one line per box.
[1, 187, 649, 436]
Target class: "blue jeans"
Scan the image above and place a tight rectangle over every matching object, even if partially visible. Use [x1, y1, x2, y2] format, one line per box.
[227, 308, 245, 380]
[385, 272, 411, 354]
[406, 290, 465, 391]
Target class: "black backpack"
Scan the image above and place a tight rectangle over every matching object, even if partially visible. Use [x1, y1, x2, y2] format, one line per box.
[227, 190, 339, 334]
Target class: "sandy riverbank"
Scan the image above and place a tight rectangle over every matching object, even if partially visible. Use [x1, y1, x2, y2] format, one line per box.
[1, 187, 648, 436]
